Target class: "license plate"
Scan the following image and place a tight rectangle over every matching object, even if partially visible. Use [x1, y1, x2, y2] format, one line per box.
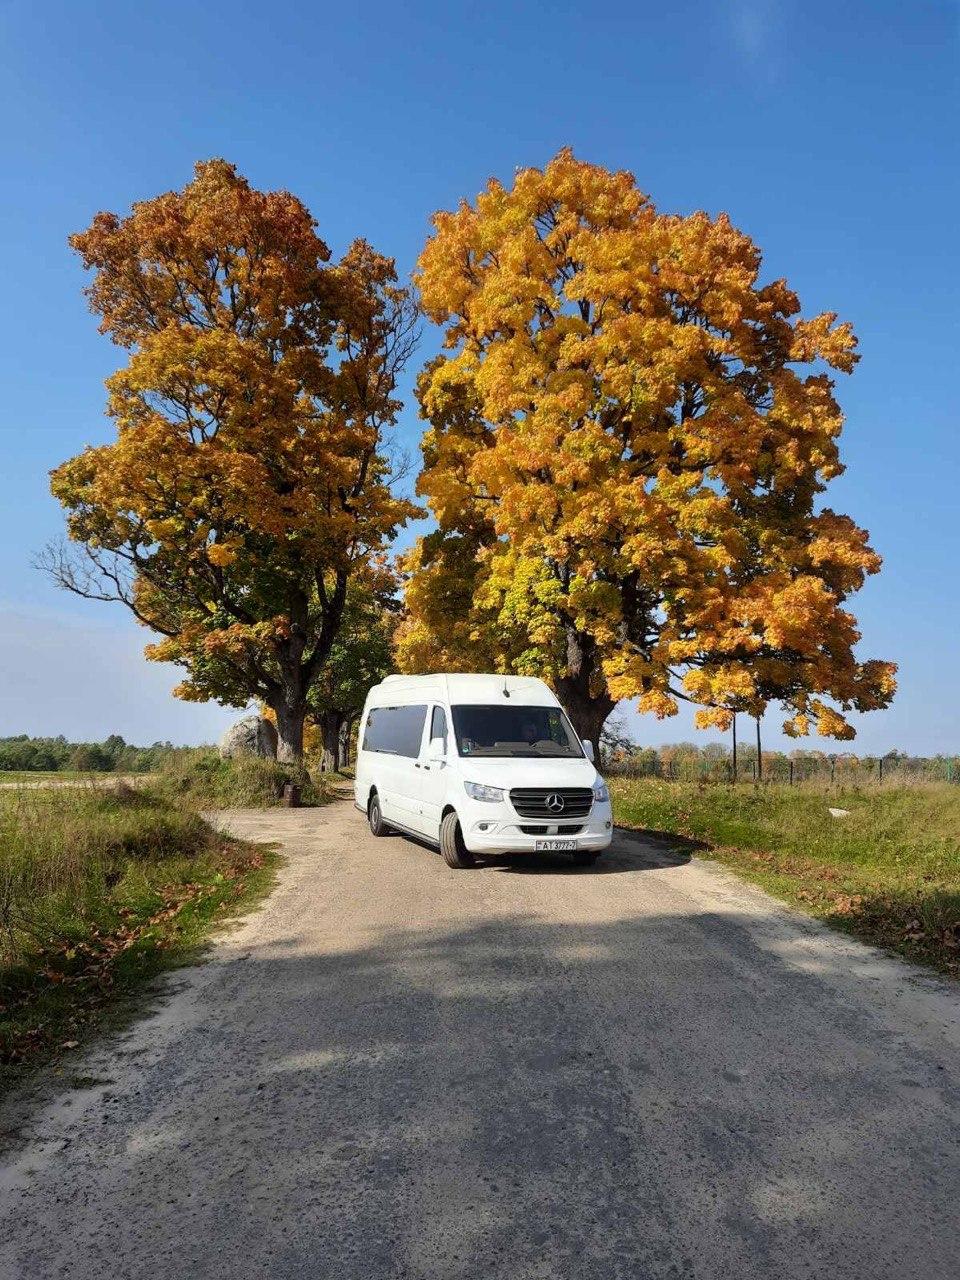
[535, 840, 577, 851]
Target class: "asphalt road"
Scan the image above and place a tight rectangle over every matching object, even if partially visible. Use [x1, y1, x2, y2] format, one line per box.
[2, 801, 958, 1279]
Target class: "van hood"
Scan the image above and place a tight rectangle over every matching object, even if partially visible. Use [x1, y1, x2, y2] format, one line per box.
[454, 757, 599, 788]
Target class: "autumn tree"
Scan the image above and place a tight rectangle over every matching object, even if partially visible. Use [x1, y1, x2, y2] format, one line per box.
[398, 150, 895, 749]
[45, 161, 418, 761]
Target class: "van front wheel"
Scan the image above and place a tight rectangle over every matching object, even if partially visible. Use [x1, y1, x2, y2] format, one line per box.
[440, 812, 475, 869]
[368, 794, 391, 837]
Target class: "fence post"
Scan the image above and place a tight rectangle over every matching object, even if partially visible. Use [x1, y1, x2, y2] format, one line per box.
[732, 714, 738, 784]
[878, 757, 883, 785]
[789, 760, 794, 786]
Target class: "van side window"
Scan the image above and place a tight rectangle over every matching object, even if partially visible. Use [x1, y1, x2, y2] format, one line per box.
[430, 705, 447, 746]
[362, 705, 427, 758]
[362, 709, 380, 752]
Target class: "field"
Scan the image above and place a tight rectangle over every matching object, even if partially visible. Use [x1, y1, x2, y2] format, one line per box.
[0, 754, 339, 804]
[0, 771, 115, 784]
[610, 778, 960, 974]
[0, 783, 280, 1085]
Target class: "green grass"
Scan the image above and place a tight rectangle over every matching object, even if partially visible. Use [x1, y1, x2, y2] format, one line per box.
[0, 783, 280, 1088]
[610, 778, 960, 975]
[151, 750, 335, 808]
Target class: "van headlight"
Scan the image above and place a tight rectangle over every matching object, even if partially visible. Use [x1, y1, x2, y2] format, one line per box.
[464, 781, 505, 803]
[593, 781, 610, 803]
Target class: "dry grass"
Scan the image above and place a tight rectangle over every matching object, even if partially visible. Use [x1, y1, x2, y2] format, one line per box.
[0, 783, 279, 1085]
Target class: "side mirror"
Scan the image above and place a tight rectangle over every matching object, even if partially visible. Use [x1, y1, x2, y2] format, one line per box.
[428, 736, 447, 763]
[582, 739, 595, 762]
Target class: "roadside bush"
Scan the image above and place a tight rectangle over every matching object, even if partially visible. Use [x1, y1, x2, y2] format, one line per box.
[152, 750, 331, 808]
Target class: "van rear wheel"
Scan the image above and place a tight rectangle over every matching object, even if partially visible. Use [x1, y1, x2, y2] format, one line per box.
[368, 794, 391, 837]
[440, 812, 475, 869]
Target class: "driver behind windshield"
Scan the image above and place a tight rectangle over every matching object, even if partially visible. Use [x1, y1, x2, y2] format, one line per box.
[451, 705, 582, 757]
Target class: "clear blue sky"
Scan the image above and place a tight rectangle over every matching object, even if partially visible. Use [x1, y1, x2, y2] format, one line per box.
[0, 1, 957, 752]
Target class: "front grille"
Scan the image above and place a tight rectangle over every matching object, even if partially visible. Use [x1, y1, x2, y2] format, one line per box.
[518, 823, 585, 836]
[509, 787, 593, 819]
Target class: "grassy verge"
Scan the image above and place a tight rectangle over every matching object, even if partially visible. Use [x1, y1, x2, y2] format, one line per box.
[0, 784, 280, 1090]
[610, 778, 960, 976]
[151, 750, 335, 808]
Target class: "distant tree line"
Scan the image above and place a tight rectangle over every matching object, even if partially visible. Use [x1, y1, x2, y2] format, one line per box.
[0, 734, 194, 774]
[601, 723, 959, 786]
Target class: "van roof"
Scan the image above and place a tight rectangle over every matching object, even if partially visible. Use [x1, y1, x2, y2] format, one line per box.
[368, 673, 560, 707]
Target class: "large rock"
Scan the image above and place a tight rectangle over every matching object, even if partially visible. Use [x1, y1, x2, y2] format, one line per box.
[218, 715, 278, 760]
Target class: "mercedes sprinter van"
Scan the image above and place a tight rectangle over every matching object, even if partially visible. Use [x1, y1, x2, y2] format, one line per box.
[354, 673, 613, 868]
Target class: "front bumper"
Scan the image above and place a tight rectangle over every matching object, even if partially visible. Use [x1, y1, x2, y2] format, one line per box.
[460, 803, 613, 855]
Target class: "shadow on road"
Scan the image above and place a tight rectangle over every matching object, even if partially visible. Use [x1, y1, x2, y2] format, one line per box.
[5, 812, 958, 1280]
[381, 824, 697, 875]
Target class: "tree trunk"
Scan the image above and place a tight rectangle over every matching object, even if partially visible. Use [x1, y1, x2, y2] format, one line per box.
[565, 696, 615, 761]
[338, 718, 351, 769]
[554, 625, 615, 760]
[273, 699, 306, 764]
[319, 710, 343, 772]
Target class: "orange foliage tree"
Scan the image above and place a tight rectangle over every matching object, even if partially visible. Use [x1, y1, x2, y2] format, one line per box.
[397, 150, 895, 749]
[46, 161, 418, 760]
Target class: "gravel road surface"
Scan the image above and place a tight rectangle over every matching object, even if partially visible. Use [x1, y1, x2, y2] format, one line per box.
[2, 801, 958, 1279]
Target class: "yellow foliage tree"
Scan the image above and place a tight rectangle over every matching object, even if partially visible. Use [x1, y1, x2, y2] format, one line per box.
[46, 161, 418, 760]
[397, 150, 895, 748]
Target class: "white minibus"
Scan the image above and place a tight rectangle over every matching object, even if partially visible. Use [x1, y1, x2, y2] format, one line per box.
[354, 673, 613, 868]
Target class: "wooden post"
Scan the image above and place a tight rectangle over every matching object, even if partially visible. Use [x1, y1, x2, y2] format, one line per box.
[732, 714, 738, 784]
[789, 759, 794, 786]
[755, 715, 763, 783]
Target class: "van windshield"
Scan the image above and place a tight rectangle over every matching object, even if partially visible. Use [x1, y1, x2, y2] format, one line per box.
[451, 705, 583, 758]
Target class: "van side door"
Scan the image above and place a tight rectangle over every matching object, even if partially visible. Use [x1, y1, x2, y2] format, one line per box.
[414, 703, 450, 840]
[364, 704, 428, 826]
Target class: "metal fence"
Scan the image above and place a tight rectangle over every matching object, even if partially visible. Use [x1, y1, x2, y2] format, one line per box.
[605, 752, 960, 787]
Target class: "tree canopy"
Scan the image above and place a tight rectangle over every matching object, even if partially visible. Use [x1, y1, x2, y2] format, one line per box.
[397, 149, 895, 745]
[47, 160, 418, 759]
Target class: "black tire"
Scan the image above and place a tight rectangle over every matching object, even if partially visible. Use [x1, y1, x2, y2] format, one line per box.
[439, 811, 475, 869]
[368, 793, 391, 837]
[569, 849, 601, 867]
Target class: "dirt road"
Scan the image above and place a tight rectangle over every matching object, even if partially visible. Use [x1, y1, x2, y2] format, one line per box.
[2, 801, 958, 1279]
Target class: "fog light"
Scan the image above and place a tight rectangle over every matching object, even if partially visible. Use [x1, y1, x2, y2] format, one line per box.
[478, 822, 490, 831]
[605, 820, 612, 830]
